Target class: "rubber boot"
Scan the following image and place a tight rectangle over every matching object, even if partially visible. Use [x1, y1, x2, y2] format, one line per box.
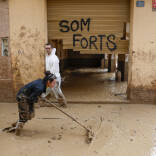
[15, 121, 24, 136]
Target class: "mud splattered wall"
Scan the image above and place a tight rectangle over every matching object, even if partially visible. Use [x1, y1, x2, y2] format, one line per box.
[0, 0, 14, 102]
[9, 0, 47, 91]
[128, 0, 156, 103]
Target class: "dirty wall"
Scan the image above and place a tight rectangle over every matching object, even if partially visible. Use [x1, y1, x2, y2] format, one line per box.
[0, 0, 14, 102]
[9, 0, 47, 91]
[128, 0, 156, 103]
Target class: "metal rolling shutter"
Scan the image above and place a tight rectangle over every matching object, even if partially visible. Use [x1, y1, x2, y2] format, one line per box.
[47, 0, 130, 54]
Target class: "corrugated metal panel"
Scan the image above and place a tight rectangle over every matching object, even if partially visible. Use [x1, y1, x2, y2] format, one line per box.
[47, 0, 130, 54]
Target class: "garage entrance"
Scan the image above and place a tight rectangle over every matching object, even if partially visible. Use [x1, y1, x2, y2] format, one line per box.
[47, 0, 130, 103]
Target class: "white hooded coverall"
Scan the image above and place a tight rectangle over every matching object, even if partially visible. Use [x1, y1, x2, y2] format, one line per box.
[45, 48, 66, 105]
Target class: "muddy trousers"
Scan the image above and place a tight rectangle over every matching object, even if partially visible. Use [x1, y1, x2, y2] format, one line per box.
[3, 96, 35, 135]
[18, 97, 35, 123]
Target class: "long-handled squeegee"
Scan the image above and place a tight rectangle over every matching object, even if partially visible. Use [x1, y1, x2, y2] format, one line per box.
[44, 99, 94, 144]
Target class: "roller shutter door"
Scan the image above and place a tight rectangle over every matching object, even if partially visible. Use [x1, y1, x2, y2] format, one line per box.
[47, 0, 130, 54]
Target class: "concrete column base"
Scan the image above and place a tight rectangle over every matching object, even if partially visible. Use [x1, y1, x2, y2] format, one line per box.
[127, 85, 156, 104]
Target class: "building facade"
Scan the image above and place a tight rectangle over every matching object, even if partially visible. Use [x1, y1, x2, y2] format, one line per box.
[0, 0, 155, 103]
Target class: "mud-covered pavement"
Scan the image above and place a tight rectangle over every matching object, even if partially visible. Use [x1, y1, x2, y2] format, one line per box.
[0, 103, 156, 156]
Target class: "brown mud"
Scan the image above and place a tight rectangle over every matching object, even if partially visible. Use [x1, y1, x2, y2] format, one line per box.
[0, 103, 156, 156]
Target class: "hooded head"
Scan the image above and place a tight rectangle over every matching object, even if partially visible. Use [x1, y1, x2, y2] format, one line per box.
[45, 43, 56, 55]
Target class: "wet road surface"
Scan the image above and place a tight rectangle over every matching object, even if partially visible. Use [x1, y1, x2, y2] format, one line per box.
[62, 68, 127, 103]
[0, 103, 156, 156]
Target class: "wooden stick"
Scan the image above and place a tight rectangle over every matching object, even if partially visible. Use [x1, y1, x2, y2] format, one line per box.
[44, 99, 90, 132]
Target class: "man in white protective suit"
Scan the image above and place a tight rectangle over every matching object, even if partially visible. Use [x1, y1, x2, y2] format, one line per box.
[44, 43, 67, 108]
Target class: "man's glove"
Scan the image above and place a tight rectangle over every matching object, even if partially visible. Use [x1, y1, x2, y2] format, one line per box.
[40, 93, 47, 101]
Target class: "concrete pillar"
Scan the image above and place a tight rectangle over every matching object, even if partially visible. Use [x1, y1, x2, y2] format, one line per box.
[116, 70, 122, 82]
[104, 54, 108, 69]
[9, 0, 47, 91]
[118, 54, 125, 81]
[108, 54, 111, 72]
[124, 54, 129, 81]
[111, 54, 116, 72]
[101, 57, 105, 69]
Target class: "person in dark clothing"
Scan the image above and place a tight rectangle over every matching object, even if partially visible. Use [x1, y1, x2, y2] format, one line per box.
[5, 71, 56, 135]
